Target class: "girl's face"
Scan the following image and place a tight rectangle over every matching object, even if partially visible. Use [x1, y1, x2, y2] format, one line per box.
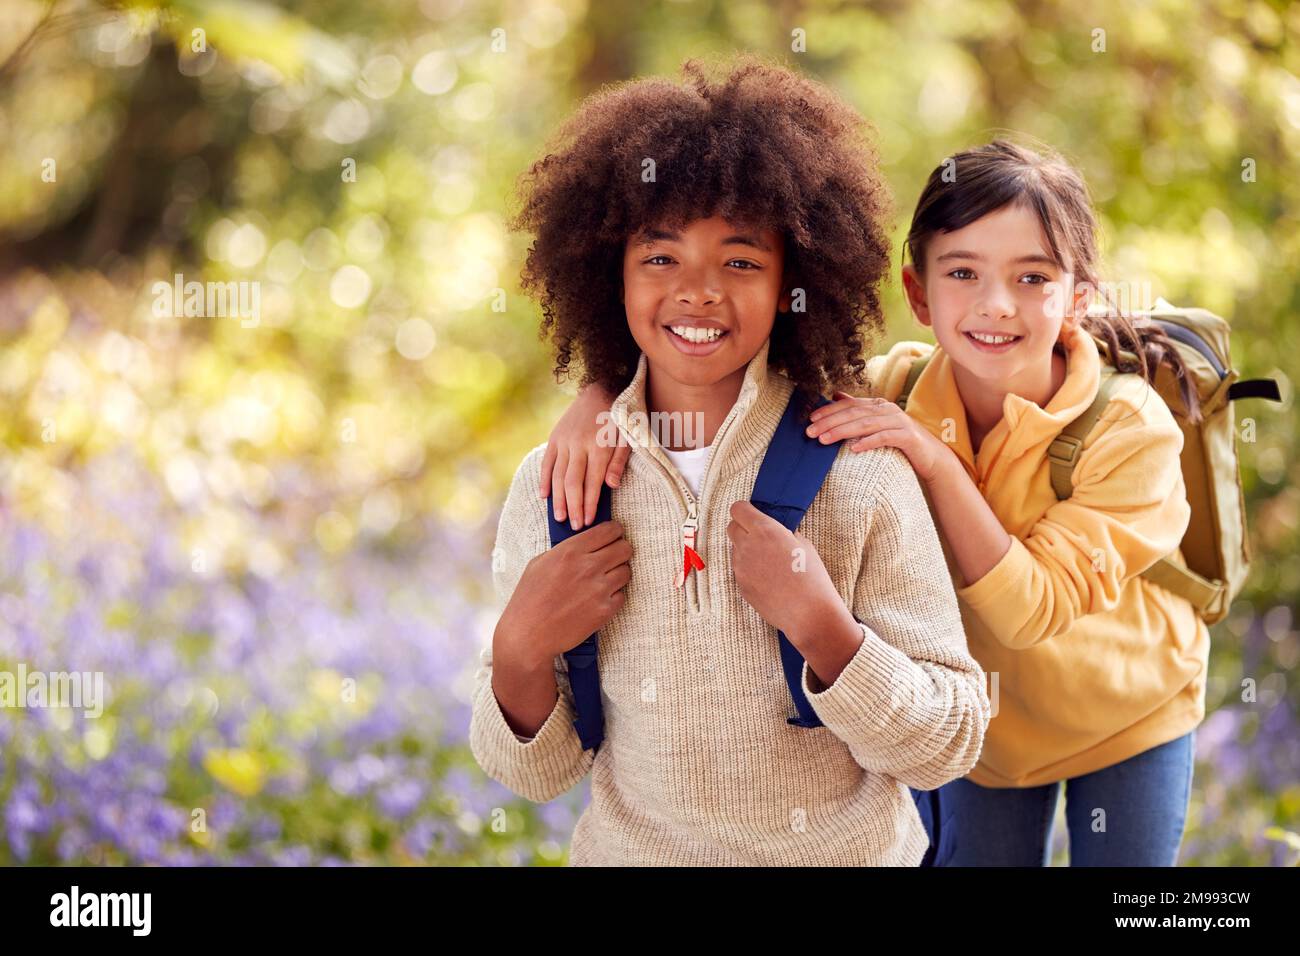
[622, 215, 789, 389]
[903, 202, 1086, 382]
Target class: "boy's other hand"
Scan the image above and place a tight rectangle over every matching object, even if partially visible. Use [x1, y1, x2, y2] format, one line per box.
[539, 383, 629, 532]
[726, 501, 847, 644]
[496, 520, 632, 668]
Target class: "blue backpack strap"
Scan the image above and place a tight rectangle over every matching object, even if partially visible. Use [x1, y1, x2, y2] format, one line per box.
[750, 389, 842, 729]
[545, 484, 612, 753]
[910, 783, 957, 867]
[911, 787, 939, 866]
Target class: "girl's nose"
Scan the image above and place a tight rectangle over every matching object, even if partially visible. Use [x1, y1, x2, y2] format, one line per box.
[976, 286, 1016, 321]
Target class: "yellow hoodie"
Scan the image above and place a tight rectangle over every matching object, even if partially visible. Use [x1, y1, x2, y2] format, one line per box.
[864, 327, 1209, 787]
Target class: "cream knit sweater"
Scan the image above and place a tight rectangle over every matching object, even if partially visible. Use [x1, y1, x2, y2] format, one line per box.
[470, 339, 990, 865]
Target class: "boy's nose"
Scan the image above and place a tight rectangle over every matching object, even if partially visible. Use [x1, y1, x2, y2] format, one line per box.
[674, 270, 723, 306]
[676, 288, 722, 308]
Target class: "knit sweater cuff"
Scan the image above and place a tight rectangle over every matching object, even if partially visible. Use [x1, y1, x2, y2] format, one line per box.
[799, 620, 930, 742]
[469, 666, 588, 802]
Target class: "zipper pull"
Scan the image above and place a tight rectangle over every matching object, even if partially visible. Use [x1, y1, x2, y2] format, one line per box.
[675, 508, 705, 588]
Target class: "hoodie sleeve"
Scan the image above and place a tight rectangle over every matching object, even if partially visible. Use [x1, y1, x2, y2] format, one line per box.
[468, 444, 594, 803]
[954, 380, 1191, 650]
[799, 447, 990, 791]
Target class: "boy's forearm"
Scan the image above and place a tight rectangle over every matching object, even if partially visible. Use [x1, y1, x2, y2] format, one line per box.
[491, 622, 560, 737]
[924, 452, 1012, 586]
[787, 600, 865, 692]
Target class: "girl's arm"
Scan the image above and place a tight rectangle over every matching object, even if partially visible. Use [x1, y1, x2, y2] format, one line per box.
[806, 394, 1012, 585]
[952, 399, 1191, 650]
[539, 383, 630, 531]
[471, 446, 618, 802]
[799, 449, 989, 790]
[807, 386, 1192, 650]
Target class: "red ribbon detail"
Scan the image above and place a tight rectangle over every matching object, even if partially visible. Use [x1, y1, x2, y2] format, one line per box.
[682, 545, 706, 579]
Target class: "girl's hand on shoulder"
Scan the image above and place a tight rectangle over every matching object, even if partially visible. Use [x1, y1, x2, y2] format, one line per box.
[805, 391, 954, 485]
[539, 383, 629, 531]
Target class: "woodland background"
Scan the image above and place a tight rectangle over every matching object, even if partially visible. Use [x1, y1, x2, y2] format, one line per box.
[0, 0, 1296, 865]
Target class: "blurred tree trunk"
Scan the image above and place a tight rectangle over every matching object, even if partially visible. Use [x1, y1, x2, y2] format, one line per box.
[0, 38, 232, 276]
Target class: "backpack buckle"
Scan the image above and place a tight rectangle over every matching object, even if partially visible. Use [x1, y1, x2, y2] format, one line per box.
[1047, 435, 1083, 467]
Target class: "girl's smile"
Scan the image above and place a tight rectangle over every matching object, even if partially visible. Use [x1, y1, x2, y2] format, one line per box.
[962, 329, 1025, 353]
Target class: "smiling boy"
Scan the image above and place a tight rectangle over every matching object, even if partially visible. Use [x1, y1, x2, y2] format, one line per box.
[470, 57, 988, 866]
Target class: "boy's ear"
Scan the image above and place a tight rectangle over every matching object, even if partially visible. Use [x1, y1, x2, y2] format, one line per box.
[901, 265, 932, 328]
[776, 269, 795, 313]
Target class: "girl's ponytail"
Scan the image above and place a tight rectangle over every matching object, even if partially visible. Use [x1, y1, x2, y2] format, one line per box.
[1080, 310, 1204, 424]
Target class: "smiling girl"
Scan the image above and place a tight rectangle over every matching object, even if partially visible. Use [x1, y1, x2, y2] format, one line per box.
[547, 139, 1210, 866]
[811, 141, 1209, 866]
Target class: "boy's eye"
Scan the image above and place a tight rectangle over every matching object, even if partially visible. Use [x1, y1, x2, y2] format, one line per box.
[640, 255, 760, 269]
[947, 267, 975, 280]
[1020, 273, 1049, 285]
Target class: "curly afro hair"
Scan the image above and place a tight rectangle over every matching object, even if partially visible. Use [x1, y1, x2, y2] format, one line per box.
[510, 55, 894, 399]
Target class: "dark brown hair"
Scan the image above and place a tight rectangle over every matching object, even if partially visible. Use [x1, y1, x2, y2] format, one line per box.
[510, 55, 893, 403]
[903, 139, 1202, 423]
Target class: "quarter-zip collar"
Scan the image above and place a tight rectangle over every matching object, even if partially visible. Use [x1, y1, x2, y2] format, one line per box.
[902, 325, 1103, 486]
[608, 337, 796, 492]
[607, 337, 798, 614]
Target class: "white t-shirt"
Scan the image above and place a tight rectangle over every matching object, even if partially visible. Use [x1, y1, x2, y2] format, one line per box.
[662, 444, 712, 499]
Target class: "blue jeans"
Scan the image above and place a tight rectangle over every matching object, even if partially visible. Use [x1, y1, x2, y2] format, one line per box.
[935, 730, 1196, 866]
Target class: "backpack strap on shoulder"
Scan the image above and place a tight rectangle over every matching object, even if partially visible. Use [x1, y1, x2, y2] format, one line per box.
[1046, 367, 1229, 618]
[1047, 366, 1126, 500]
[751, 389, 844, 729]
[895, 354, 932, 411]
[545, 483, 612, 752]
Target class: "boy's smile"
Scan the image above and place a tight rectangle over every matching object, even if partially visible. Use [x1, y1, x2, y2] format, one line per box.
[621, 215, 790, 448]
[664, 316, 730, 355]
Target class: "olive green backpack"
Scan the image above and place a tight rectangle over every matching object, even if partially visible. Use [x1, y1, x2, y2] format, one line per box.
[898, 301, 1281, 624]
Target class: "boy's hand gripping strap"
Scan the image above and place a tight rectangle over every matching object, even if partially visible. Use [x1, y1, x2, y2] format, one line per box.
[544, 485, 612, 752]
[750, 391, 843, 729]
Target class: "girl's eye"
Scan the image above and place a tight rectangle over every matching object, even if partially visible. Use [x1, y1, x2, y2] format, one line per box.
[644, 255, 674, 265]
[727, 259, 760, 270]
[1020, 273, 1049, 285]
[947, 268, 975, 280]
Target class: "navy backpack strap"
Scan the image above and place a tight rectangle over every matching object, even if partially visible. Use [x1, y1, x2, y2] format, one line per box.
[545, 484, 611, 752]
[750, 389, 842, 729]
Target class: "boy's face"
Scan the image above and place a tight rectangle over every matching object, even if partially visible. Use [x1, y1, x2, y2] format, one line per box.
[622, 215, 789, 390]
[902, 202, 1087, 382]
